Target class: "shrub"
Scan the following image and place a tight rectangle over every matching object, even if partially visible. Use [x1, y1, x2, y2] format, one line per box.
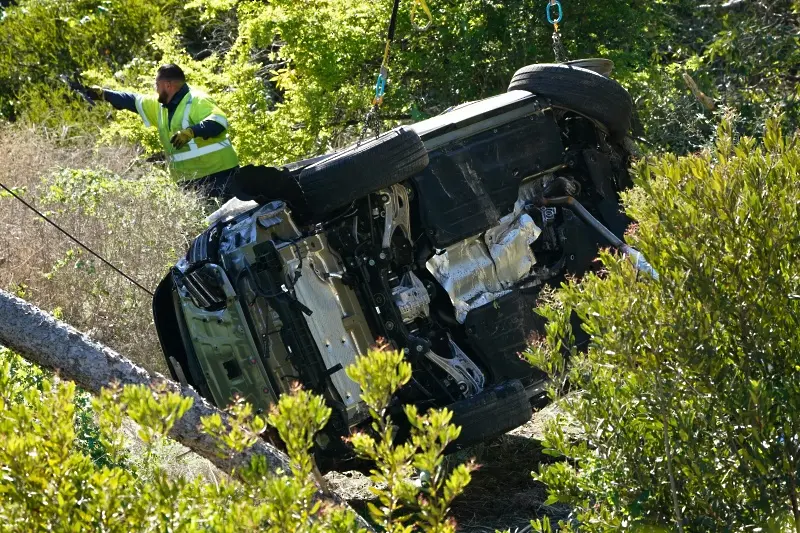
[526, 117, 800, 531]
[0, 345, 472, 532]
[115, 0, 667, 164]
[3, 0, 799, 159]
[0, 346, 122, 470]
[346, 344, 474, 532]
[0, 0, 197, 122]
[0, 126, 207, 373]
[621, 1, 800, 154]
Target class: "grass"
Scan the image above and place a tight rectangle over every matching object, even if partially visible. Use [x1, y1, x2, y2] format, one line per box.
[0, 125, 208, 373]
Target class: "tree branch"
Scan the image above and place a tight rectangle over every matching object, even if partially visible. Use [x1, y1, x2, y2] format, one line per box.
[657, 372, 684, 533]
[682, 72, 716, 112]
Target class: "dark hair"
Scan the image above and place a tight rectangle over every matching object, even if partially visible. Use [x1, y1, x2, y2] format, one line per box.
[156, 64, 185, 83]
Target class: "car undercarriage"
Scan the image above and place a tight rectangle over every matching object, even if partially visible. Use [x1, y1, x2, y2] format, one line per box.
[153, 63, 650, 472]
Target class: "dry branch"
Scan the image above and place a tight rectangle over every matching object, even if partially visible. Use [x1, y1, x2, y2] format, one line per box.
[682, 72, 716, 112]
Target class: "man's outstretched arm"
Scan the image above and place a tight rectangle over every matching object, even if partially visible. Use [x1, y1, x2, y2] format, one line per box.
[88, 88, 138, 113]
[87, 87, 161, 129]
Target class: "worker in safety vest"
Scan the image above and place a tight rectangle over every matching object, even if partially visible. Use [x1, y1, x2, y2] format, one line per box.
[86, 64, 239, 200]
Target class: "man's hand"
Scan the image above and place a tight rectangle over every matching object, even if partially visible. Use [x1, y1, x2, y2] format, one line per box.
[170, 128, 195, 149]
[85, 86, 104, 102]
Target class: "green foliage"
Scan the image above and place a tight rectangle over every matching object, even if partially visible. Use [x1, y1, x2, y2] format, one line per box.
[0, 344, 472, 531]
[227, 385, 353, 533]
[3, 0, 797, 158]
[201, 395, 267, 454]
[0, 346, 119, 469]
[0, 0, 195, 122]
[347, 344, 474, 533]
[0, 346, 45, 402]
[15, 82, 108, 135]
[623, 1, 800, 153]
[170, 0, 673, 163]
[526, 117, 800, 531]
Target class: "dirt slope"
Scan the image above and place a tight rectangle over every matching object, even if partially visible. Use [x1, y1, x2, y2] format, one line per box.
[326, 401, 581, 531]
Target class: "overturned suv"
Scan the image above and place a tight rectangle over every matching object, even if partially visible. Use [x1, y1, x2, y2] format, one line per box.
[153, 63, 642, 472]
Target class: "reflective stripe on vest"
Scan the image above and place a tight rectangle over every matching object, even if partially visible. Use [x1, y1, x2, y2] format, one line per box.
[157, 104, 166, 160]
[181, 94, 200, 152]
[135, 96, 151, 127]
[206, 114, 228, 128]
[157, 104, 172, 163]
[157, 93, 198, 161]
[156, 91, 235, 166]
[171, 139, 233, 162]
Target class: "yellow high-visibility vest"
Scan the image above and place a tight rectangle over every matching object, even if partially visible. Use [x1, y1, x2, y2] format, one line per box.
[135, 89, 238, 182]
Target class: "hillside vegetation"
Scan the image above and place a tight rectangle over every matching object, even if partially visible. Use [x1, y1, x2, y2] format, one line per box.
[528, 117, 800, 531]
[1, 0, 799, 531]
[1, 0, 797, 158]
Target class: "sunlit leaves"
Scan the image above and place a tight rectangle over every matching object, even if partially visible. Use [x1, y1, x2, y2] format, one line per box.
[529, 118, 800, 531]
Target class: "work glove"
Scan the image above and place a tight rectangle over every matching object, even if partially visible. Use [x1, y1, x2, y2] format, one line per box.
[84, 86, 104, 102]
[170, 128, 195, 149]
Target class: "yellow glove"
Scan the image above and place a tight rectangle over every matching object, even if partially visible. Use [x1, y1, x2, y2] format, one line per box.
[170, 128, 195, 149]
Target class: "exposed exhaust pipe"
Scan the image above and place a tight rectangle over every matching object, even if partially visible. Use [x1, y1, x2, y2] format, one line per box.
[538, 196, 659, 280]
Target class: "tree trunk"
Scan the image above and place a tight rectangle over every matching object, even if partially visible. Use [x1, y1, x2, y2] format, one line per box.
[0, 289, 370, 528]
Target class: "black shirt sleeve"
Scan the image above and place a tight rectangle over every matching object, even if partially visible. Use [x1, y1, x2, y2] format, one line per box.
[190, 120, 226, 139]
[101, 89, 139, 113]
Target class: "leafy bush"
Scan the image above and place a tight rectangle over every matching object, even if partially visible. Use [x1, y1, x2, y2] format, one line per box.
[346, 344, 474, 532]
[112, 0, 673, 163]
[526, 117, 800, 531]
[622, 1, 800, 153]
[4, 0, 797, 160]
[0, 0, 197, 121]
[0, 345, 472, 531]
[0, 346, 121, 469]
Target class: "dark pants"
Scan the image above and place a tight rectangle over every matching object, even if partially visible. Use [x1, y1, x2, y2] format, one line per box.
[179, 166, 239, 202]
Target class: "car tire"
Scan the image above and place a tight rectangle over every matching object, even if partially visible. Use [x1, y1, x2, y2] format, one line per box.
[447, 379, 533, 448]
[508, 63, 633, 135]
[299, 127, 429, 218]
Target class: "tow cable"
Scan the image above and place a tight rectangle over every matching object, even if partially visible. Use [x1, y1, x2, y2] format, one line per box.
[547, 0, 569, 63]
[359, 0, 432, 141]
[0, 181, 154, 296]
[359, 0, 567, 139]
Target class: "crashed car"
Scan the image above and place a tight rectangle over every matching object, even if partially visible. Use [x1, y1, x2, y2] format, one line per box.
[153, 62, 643, 472]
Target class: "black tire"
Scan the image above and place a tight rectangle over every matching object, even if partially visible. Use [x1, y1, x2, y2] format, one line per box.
[508, 63, 633, 135]
[299, 127, 429, 218]
[447, 380, 533, 448]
